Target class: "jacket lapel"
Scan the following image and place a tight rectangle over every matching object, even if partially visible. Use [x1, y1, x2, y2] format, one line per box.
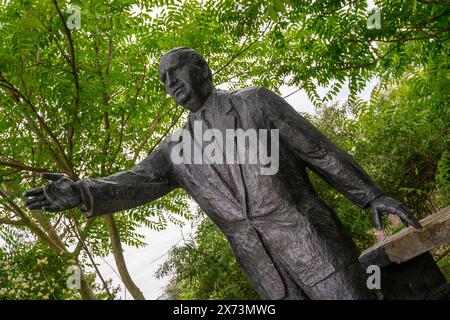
[213, 90, 236, 134]
[214, 91, 250, 215]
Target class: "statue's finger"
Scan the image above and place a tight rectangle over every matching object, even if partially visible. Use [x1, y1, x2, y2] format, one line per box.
[396, 205, 422, 229]
[24, 194, 46, 206]
[371, 207, 382, 231]
[27, 200, 51, 210]
[22, 187, 43, 198]
[41, 172, 66, 181]
[398, 215, 409, 226]
[400, 204, 422, 229]
[412, 216, 422, 229]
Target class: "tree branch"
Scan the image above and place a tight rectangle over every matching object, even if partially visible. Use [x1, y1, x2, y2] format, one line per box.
[52, 0, 80, 99]
[0, 160, 54, 173]
[71, 216, 114, 299]
[0, 217, 26, 226]
[0, 74, 75, 177]
[103, 215, 145, 300]
[107, 64, 148, 171]
[212, 22, 273, 76]
[52, 0, 81, 162]
[132, 105, 181, 164]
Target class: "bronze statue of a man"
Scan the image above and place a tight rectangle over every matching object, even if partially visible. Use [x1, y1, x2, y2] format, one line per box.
[23, 47, 421, 300]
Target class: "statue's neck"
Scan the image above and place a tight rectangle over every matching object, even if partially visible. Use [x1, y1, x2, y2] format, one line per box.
[189, 85, 215, 113]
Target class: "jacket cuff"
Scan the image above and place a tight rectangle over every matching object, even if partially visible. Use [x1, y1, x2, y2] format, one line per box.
[74, 180, 96, 218]
[361, 190, 384, 209]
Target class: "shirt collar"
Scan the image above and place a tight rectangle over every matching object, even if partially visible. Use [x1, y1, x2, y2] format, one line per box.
[189, 88, 233, 119]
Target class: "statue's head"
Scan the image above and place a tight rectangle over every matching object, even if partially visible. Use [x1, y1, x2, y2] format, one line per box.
[158, 47, 214, 112]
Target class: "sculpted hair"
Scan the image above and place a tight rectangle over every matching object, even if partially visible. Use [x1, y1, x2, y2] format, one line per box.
[159, 47, 213, 83]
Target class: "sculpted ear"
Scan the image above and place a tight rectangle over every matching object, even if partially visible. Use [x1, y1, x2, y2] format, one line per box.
[202, 66, 211, 81]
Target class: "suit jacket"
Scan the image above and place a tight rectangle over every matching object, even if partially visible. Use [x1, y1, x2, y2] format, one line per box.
[79, 87, 383, 299]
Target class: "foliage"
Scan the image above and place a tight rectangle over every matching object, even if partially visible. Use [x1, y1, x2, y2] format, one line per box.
[357, 56, 449, 217]
[0, 233, 118, 299]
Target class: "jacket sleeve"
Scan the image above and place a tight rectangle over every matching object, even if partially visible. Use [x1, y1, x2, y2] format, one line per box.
[253, 87, 383, 208]
[78, 142, 178, 216]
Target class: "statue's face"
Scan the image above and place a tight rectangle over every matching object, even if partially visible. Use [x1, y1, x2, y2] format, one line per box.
[159, 52, 212, 112]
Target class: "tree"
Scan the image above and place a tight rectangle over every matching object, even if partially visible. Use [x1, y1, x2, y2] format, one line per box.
[0, 235, 119, 299]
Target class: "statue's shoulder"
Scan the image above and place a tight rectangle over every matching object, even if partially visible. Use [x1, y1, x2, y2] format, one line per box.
[230, 86, 272, 99]
[230, 87, 285, 113]
[229, 86, 279, 107]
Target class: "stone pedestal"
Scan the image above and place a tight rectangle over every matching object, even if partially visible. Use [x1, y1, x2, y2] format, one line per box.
[359, 206, 450, 300]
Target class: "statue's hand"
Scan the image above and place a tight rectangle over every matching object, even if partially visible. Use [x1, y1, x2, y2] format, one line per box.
[369, 195, 422, 231]
[23, 173, 82, 212]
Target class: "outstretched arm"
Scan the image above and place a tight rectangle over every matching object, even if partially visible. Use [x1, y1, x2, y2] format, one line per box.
[23, 143, 178, 218]
[254, 87, 421, 230]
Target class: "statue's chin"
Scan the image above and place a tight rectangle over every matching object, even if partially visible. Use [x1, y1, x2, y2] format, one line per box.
[176, 94, 202, 112]
[173, 87, 211, 112]
[182, 103, 202, 113]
